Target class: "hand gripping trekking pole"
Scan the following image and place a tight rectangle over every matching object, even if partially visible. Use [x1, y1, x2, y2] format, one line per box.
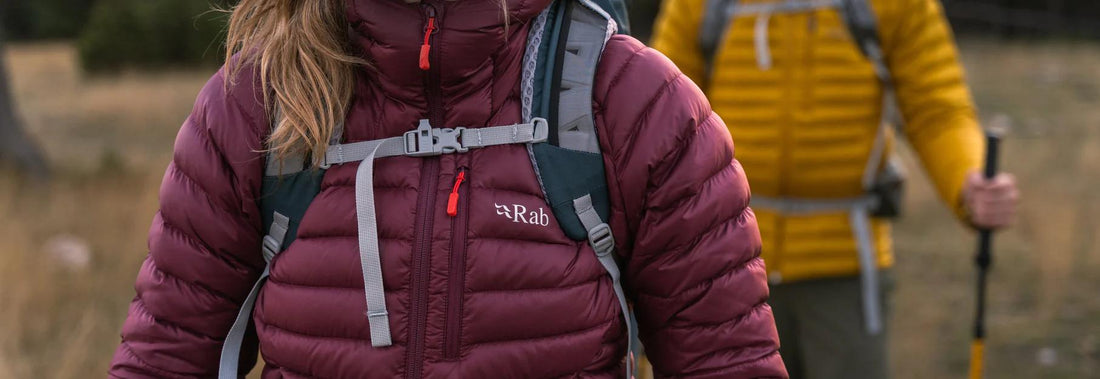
[969, 127, 1003, 379]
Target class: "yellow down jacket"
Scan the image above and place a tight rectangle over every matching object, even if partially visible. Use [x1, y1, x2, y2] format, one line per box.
[652, 0, 984, 283]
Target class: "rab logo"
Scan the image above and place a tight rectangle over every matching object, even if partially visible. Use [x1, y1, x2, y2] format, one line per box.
[495, 203, 550, 227]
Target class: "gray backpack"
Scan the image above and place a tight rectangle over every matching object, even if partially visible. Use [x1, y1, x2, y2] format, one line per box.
[699, 0, 906, 336]
[217, 1, 641, 378]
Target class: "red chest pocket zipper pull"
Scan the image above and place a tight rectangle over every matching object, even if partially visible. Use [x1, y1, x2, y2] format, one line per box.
[447, 171, 465, 217]
[419, 12, 436, 71]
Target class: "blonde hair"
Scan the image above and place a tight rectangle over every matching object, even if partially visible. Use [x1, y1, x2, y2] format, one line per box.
[224, 0, 365, 167]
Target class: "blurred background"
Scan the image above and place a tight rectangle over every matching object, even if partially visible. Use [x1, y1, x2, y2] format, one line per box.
[0, 0, 1097, 378]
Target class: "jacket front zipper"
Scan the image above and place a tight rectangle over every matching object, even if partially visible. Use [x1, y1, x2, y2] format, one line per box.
[444, 168, 469, 360]
[406, 3, 443, 379]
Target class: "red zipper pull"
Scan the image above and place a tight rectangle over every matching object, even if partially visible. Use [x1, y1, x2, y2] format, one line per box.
[419, 13, 436, 71]
[447, 171, 465, 217]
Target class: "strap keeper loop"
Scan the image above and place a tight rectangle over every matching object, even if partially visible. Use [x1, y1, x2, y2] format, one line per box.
[261, 236, 280, 262]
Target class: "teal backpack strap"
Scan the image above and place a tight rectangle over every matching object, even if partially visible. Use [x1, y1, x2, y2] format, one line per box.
[588, 0, 631, 35]
[837, 0, 907, 206]
[218, 115, 335, 379]
[523, 1, 638, 377]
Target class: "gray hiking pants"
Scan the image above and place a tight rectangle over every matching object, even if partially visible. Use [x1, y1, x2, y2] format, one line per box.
[769, 272, 894, 379]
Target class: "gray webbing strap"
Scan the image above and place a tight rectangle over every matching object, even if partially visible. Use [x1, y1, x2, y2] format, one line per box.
[750, 195, 883, 334]
[730, 0, 841, 16]
[573, 194, 635, 379]
[322, 119, 550, 348]
[849, 208, 883, 334]
[324, 119, 549, 166]
[860, 40, 902, 190]
[219, 268, 268, 379]
[753, 12, 773, 70]
[324, 136, 408, 167]
[750, 195, 876, 215]
[355, 140, 394, 347]
[734, 0, 842, 71]
[838, 0, 897, 336]
[219, 212, 290, 379]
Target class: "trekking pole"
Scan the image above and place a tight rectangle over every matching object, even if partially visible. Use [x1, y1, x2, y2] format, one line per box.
[969, 127, 1003, 379]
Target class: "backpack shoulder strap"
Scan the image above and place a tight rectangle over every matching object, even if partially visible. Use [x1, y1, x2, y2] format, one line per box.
[700, 0, 737, 75]
[219, 111, 340, 379]
[588, 0, 631, 36]
[260, 113, 345, 251]
[838, 0, 905, 189]
[838, 0, 894, 108]
[523, 0, 618, 241]
[839, 0, 881, 63]
[523, 2, 638, 377]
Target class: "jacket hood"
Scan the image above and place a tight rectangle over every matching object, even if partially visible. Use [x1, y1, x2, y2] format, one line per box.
[345, 0, 553, 108]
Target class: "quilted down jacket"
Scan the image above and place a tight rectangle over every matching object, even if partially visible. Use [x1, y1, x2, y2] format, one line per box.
[652, 0, 984, 283]
[109, 0, 786, 377]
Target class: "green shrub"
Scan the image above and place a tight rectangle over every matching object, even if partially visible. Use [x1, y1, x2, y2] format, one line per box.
[1, 0, 97, 41]
[77, 0, 233, 72]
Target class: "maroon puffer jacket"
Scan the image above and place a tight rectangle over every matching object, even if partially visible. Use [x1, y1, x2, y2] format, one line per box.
[109, 0, 785, 377]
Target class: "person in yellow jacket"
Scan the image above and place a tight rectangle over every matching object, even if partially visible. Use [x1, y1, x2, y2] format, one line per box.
[651, 0, 1019, 377]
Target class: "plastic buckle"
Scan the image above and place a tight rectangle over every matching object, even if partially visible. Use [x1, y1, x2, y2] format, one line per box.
[435, 127, 468, 154]
[403, 119, 468, 157]
[404, 119, 437, 157]
[587, 223, 615, 257]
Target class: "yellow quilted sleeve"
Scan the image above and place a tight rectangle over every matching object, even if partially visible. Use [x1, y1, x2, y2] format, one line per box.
[880, 0, 984, 221]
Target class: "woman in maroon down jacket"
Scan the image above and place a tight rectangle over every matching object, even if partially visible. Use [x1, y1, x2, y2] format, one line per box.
[109, 0, 786, 378]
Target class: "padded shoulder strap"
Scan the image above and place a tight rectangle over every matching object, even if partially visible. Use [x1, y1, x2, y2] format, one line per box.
[522, 6, 636, 376]
[555, 1, 612, 153]
[523, 0, 615, 240]
[700, 0, 737, 73]
[839, 0, 880, 60]
[264, 110, 346, 176]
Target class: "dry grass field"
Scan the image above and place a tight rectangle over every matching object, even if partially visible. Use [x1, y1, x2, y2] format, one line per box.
[1, 40, 1097, 378]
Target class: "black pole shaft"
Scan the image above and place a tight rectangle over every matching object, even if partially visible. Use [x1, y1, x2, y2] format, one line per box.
[973, 132, 1001, 340]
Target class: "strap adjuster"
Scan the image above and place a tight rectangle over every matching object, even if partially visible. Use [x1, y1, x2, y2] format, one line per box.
[530, 118, 550, 143]
[261, 235, 280, 263]
[587, 223, 615, 257]
[403, 119, 468, 157]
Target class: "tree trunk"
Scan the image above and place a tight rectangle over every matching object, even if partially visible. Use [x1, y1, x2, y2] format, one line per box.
[0, 36, 50, 179]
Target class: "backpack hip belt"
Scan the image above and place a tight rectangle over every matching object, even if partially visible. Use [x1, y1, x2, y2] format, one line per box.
[750, 195, 883, 334]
